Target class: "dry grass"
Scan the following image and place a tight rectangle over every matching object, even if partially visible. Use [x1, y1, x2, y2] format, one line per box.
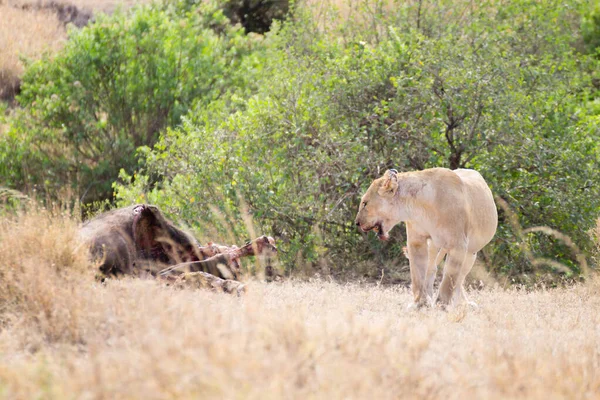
[4, 0, 152, 16]
[0, 205, 91, 343]
[1, 207, 599, 399]
[0, 4, 66, 99]
[0, 0, 151, 100]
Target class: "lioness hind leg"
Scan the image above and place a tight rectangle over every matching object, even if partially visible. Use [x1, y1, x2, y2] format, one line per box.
[425, 242, 446, 302]
[437, 248, 467, 307]
[457, 252, 478, 308]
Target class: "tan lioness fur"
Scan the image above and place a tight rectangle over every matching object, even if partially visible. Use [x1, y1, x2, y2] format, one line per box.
[354, 168, 498, 308]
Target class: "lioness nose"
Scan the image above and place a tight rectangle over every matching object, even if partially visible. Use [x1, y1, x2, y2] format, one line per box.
[355, 221, 360, 226]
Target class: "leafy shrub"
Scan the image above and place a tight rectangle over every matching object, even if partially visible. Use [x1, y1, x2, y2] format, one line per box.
[0, 1, 266, 203]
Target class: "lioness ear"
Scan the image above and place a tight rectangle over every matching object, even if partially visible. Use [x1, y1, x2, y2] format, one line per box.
[378, 169, 399, 196]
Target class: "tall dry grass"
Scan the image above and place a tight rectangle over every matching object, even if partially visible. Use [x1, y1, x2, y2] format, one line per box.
[300, 0, 493, 34]
[0, 207, 599, 399]
[0, 0, 151, 99]
[0, 4, 66, 99]
[0, 205, 92, 345]
[5, 0, 153, 13]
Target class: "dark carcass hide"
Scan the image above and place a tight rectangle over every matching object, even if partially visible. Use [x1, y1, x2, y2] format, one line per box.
[79, 204, 199, 277]
[79, 204, 277, 282]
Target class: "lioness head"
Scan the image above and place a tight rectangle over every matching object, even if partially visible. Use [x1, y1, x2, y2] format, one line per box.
[354, 169, 400, 241]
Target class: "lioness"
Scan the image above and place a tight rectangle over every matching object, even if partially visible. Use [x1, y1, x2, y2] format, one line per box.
[354, 168, 497, 308]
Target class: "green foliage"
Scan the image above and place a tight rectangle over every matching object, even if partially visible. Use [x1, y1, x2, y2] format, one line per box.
[582, 0, 600, 54]
[0, 1, 265, 203]
[116, 0, 600, 279]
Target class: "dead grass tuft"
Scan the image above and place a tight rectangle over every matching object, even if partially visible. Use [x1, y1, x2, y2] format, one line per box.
[0, 204, 92, 346]
[5, 0, 152, 16]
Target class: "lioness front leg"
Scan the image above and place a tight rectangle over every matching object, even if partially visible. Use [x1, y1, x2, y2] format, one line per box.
[406, 227, 429, 309]
[437, 247, 467, 307]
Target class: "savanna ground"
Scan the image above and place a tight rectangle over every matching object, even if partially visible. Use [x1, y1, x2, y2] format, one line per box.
[1, 208, 599, 399]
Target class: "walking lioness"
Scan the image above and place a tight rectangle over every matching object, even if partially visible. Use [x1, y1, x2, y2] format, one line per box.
[354, 168, 498, 308]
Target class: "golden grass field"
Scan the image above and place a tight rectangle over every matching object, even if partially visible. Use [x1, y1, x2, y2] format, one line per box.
[0, 207, 599, 399]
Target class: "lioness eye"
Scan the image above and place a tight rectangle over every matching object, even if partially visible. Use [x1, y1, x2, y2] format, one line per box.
[362, 201, 367, 208]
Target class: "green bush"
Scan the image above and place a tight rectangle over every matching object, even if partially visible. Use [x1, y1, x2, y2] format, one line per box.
[0, 1, 265, 203]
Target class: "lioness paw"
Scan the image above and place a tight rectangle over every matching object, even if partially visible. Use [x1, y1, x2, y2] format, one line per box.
[406, 301, 426, 311]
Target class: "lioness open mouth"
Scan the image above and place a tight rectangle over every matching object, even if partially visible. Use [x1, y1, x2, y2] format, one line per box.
[361, 222, 389, 241]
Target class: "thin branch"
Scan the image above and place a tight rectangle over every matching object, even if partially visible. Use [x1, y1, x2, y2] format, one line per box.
[416, 0, 424, 30]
